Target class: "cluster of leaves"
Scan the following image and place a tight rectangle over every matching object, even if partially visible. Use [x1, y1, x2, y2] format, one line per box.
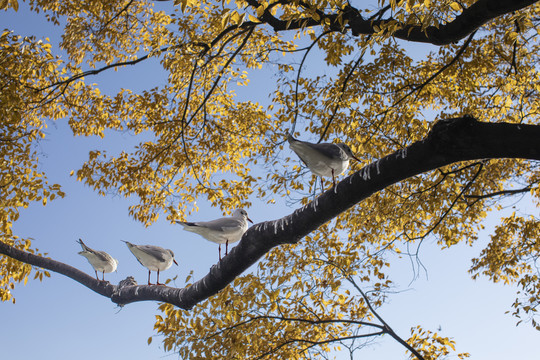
[0, 30, 63, 299]
[153, 230, 391, 359]
[0, 236, 50, 302]
[406, 325, 470, 360]
[1, 0, 540, 359]
[470, 212, 540, 329]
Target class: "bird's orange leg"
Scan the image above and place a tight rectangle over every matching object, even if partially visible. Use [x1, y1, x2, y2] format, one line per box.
[156, 270, 165, 286]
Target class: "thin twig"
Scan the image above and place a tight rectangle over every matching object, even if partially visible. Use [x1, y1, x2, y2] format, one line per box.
[205, 315, 384, 341]
[292, 30, 332, 134]
[98, 0, 135, 35]
[465, 185, 534, 199]
[407, 161, 484, 242]
[318, 43, 370, 143]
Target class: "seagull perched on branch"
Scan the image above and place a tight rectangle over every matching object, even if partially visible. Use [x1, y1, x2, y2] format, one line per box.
[77, 238, 118, 281]
[122, 241, 178, 286]
[176, 209, 253, 260]
[287, 133, 360, 188]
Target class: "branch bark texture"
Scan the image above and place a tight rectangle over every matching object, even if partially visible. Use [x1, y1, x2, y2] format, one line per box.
[247, 0, 538, 45]
[348, 0, 539, 45]
[1, 117, 539, 309]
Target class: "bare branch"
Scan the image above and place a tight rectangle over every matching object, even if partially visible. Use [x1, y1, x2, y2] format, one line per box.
[318, 44, 370, 143]
[319, 257, 426, 360]
[0, 239, 115, 298]
[256, 333, 386, 359]
[406, 161, 484, 243]
[98, 0, 136, 34]
[465, 185, 534, 199]
[205, 315, 385, 341]
[390, 31, 476, 111]
[292, 30, 332, 134]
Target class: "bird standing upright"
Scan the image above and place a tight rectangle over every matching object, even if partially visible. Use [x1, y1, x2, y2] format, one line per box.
[77, 238, 118, 281]
[287, 133, 360, 188]
[122, 241, 178, 285]
[176, 209, 253, 260]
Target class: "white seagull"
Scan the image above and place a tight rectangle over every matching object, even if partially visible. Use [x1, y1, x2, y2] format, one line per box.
[287, 133, 360, 187]
[176, 209, 253, 260]
[122, 241, 178, 286]
[77, 238, 118, 281]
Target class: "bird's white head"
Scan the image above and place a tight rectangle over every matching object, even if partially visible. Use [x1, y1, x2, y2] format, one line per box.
[234, 208, 253, 223]
[168, 249, 179, 266]
[338, 143, 360, 162]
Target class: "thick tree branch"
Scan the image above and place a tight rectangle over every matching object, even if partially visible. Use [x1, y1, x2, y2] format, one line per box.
[244, 0, 537, 45]
[1, 117, 540, 309]
[0, 240, 115, 298]
[348, 0, 538, 45]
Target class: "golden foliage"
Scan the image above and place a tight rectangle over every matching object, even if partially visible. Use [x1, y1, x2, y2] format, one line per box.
[407, 325, 470, 360]
[1, 0, 540, 358]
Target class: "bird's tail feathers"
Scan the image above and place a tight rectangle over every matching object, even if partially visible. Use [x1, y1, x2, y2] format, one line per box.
[77, 238, 90, 251]
[176, 221, 198, 228]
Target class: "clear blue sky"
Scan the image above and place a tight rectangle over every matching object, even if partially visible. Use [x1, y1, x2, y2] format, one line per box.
[1, 3, 538, 360]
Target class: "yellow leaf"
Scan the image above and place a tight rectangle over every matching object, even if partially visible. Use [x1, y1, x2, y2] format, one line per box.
[450, 2, 461, 11]
[248, 14, 260, 23]
[231, 11, 244, 25]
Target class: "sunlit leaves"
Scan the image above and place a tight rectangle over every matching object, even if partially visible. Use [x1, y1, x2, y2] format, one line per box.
[470, 213, 540, 328]
[0, 31, 65, 300]
[155, 252, 385, 359]
[2, 0, 540, 359]
[0, 236, 51, 303]
[0, 0, 18, 11]
[407, 325, 470, 360]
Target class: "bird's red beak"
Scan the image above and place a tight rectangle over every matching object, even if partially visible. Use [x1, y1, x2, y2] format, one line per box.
[173, 259, 179, 266]
[352, 155, 360, 162]
[247, 217, 253, 224]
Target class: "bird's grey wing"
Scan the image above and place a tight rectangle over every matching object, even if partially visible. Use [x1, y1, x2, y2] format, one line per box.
[292, 151, 309, 166]
[310, 142, 344, 159]
[136, 245, 167, 262]
[290, 140, 343, 161]
[92, 250, 112, 262]
[288, 141, 312, 166]
[199, 217, 243, 233]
